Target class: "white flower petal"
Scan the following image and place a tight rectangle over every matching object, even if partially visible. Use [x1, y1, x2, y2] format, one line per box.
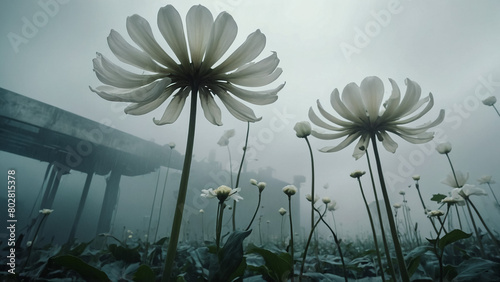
[228, 67, 282, 87]
[360, 76, 384, 121]
[107, 30, 166, 73]
[90, 78, 171, 102]
[126, 14, 180, 70]
[378, 131, 398, 153]
[352, 135, 370, 160]
[316, 99, 352, 128]
[214, 29, 265, 73]
[330, 89, 359, 122]
[125, 85, 177, 115]
[311, 129, 351, 140]
[93, 53, 162, 88]
[390, 78, 422, 118]
[309, 107, 345, 131]
[157, 5, 190, 67]
[380, 78, 401, 120]
[199, 87, 223, 125]
[342, 82, 368, 123]
[222, 83, 281, 105]
[214, 86, 261, 122]
[202, 11, 237, 69]
[225, 52, 280, 79]
[186, 5, 213, 68]
[153, 88, 190, 125]
[317, 132, 361, 153]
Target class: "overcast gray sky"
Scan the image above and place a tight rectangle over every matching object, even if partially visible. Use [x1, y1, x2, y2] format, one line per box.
[2, 0, 500, 234]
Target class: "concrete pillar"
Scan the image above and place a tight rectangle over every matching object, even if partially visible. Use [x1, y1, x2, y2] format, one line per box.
[67, 171, 94, 244]
[95, 169, 122, 236]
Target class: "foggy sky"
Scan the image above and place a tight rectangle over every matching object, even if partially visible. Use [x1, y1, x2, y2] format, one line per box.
[1, 0, 500, 238]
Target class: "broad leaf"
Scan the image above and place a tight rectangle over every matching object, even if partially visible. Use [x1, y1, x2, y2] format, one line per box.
[430, 193, 447, 203]
[47, 255, 110, 281]
[133, 264, 156, 282]
[438, 229, 472, 251]
[209, 230, 252, 282]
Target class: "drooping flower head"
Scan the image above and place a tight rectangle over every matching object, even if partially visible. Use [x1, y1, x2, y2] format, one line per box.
[436, 142, 452, 154]
[250, 178, 258, 185]
[91, 5, 284, 126]
[257, 182, 266, 192]
[458, 184, 487, 198]
[217, 129, 235, 146]
[309, 77, 445, 159]
[293, 121, 312, 138]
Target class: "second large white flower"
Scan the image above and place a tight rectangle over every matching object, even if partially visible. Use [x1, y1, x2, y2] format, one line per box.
[91, 5, 284, 126]
[309, 76, 445, 159]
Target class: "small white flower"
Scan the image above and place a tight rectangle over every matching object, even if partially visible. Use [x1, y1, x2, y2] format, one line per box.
[26, 241, 32, 247]
[441, 171, 468, 188]
[250, 178, 258, 185]
[327, 201, 338, 211]
[39, 209, 54, 215]
[441, 189, 465, 206]
[257, 182, 266, 192]
[412, 175, 420, 181]
[217, 129, 236, 146]
[477, 175, 495, 185]
[436, 142, 452, 154]
[399, 190, 406, 196]
[322, 197, 331, 204]
[305, 194, 319, 203]
[350, 170, 366, 178]
[279, 207, 287, 216]
[393, 203, 402, 209]
[199, 209, 204, 213]
[293, 121, 311, 138]
[283, 185, 297, 196]
[482, 96, 497, 106]
[427, 210, 444, 217]
[168, 142, 176, 149]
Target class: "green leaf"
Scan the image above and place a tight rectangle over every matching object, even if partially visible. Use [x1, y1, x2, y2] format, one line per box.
[405, 246, 432, 278]
[246, 244, 292, 281]
[430, 193, 447, 203]
[48, 255, 110, 281]
[453, 258, 500, 281]
[438, 229, 472, 251]
[108, 244, 141, 263]
[209, 230, 252, 282]
[133, 264, 156, 282]
[68, 240, 93, 257]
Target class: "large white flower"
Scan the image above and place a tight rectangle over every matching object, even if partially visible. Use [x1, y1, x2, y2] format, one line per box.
[201, 185, 243, 202]
[90, 5, 283, 125]
[459, 184, 487, 198]
[441, 170, 469, 188]
[309, 76, 445, 159]
[477, 175, 496, 185]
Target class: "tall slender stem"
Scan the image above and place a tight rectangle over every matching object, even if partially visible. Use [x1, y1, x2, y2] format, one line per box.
[143, 167, 163, 262]
[305, 137, 315, 231]
[155, 158, 172, 243]
[299, 207, 326, 281]
[464, 198, 485, 257]
[445, 153, 460, 188]
[492, 104, 500, 117]
[467, 198, 500, 248]
[162, 90, 198, 281]
[357, 177, 386, 282]
[288, 195, 294, 282]
[216, 202, 224, 251]
[366, 149, 397, 282]
[245, 192, 262, 231]
[370, 135, 409, 282]
[232, 122, 250, 231]
[487, 182, 500, 206]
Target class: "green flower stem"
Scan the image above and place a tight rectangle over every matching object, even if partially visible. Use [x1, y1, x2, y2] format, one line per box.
[216, 202, 224, 251]
[467, 197, 500, 248]
[281, 215, 285, 247]
[415, 180, 440, 236]
[288, 195, 295, 282]
[232, 122, 250, 231]
[245, 191, 262, 231]
[305, 137, 315, 232]
[365, 149, 397, 282]
[23, 213, 49, 272]
[226, 146, 234, 187]
[445, 153, 460, 188]
[487, 182, 500, 206]
[434, 205, 450, 282]
[162, 90, 198, 281]
[313, 207, 347, 282]
[370, 135, 409, 282]
[454, 204, 463, 230]
[464, 197, 486, 257]
[299, 207, 326, 281]
[356, 177, 386, 282]
[144, 167, 163, 262]
[492, 104, 500, 117]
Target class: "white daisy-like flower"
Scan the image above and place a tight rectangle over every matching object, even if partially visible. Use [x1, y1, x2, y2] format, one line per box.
[322, 197, 331, 204]
[441, 170, 469, 188]
[305, 193, 319, 203]
[309, 76, 444, 159]
[201, 185, 243, 202]
[90, 5, 284, 126]
[441, 189, 465, 206]
[477, 175, 495, 185]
